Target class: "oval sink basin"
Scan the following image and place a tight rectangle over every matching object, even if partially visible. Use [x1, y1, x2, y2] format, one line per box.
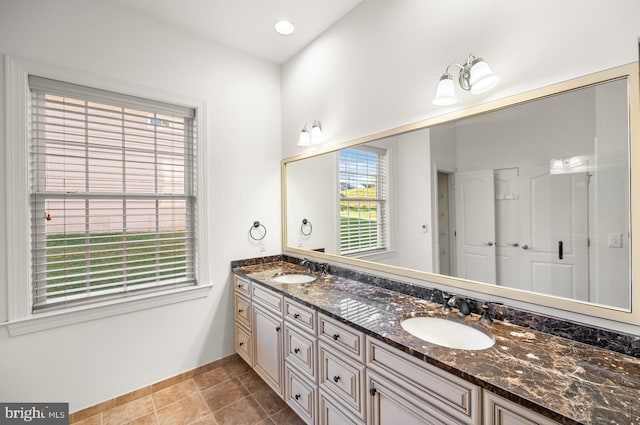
[401, 316, 495, 350]
[272, 272, 317, 284]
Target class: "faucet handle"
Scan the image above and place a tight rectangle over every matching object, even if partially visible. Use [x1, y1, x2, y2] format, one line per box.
[441, 292, 452, 312]
[480, 303, 493, 324]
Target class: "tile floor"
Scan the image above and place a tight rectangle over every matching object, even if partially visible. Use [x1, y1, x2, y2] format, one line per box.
[70, 356, 305, 425]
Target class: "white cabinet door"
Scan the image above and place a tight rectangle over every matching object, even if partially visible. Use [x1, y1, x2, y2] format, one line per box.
[455, 170, 497, 284]
[253, 304, 284, 396]
[367, 369, 461, 425]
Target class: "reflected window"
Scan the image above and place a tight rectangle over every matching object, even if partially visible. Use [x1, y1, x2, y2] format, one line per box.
[339, 147, 389, 254]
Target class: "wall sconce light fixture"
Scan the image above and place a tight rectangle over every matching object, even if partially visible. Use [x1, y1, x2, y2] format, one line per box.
[432, 54, 499, 105]
[298, 120, 324, 146]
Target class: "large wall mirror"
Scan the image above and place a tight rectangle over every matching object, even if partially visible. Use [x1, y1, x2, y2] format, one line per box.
[283, 63, 640, 324]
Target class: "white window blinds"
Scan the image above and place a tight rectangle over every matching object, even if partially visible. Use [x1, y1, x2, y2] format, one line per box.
[29, 76, 197, 311]
[339, 147, 389, 254]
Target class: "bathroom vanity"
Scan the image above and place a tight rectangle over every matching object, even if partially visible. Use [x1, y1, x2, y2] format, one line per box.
[232, 259, 640, 425]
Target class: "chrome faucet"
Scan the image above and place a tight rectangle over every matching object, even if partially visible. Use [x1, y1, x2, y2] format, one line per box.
[447, 295, 471, 316]
[300, 258, 329, 275]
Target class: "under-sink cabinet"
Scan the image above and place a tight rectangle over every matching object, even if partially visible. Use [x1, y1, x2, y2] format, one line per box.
[233, 273, 563, 425]
[252, 284, 285, 396]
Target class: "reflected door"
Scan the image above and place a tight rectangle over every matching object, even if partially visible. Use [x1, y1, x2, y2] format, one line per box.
[455, 170, 496, 284]
[519, 164, 589, 301]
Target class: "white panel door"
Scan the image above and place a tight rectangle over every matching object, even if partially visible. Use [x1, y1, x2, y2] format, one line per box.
[494, 168, 521, 289]
[519, 164, 589, 300]
[455, 170, 496, 284]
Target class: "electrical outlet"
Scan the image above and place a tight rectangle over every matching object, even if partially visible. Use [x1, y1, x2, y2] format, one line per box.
[607, 233, 623, 248]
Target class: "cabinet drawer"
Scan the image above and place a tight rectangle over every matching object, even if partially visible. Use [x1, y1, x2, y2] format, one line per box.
[285, 365, 316, 425]
[483, 391, 560, 425]
[253, 284, 283, 314]
[319, 342, 365, 420]
[235, 324, 252, 366]
[318, 388, 365, 425]
[234, 275, 251, 297]
[284, 323, 317, 382]
[285, 299, 317, 335]
[234, 293, 251, 330]
[367, 337, 480, 425]
[319, 314, 364, 362]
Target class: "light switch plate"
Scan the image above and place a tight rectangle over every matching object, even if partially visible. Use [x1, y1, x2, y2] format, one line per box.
[607, 233, 623, 248]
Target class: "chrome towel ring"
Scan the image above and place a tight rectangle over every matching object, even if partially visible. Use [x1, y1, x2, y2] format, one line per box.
[249, 221, 267, 241]
[300, 218, 313, 236]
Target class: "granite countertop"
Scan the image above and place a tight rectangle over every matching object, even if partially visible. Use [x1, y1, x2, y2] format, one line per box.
[232, 261, 640, 425]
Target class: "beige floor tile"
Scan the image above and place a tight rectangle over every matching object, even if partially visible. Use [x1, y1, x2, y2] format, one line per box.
[237, 370, 270, 394]
[251, 388, 287, 415]
[152, 379, 199, 409]
[124, 412, 158, 425]
[270, 407, 306, 425]
[213, 395, 266, 425]
[201, 377, 250, 413]
[225, 357, 252, 377]
[70, 413, 102, 425]
[193, 366, 234, 390]
[103, 396, 155, 425]
[156, 394, 210, 425]
[189, 414, 218, 425]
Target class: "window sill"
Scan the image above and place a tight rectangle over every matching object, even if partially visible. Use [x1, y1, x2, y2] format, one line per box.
[4, 284, 213, 337]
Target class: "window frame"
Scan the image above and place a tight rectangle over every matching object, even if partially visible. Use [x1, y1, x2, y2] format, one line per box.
[338, 145, 390, 255]
[3, 55, 211, 336]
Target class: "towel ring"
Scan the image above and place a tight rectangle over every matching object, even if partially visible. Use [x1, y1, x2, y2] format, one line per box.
[249, 221, 267, 241]
[300, 218, 313, 236]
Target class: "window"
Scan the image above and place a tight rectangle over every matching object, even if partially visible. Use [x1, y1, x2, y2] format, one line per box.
[339, 147, 389, 254]
[29, 76, 197, 312]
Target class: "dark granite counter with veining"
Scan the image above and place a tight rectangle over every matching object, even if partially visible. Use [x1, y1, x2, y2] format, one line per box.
[232, 260, 640, 425]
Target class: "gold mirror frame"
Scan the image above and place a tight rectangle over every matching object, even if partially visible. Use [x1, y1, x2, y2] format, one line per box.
[282, 62, 639, 325]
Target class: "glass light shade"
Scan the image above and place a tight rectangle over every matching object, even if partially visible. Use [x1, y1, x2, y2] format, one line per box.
[432, 75, 457, 105]
[310, 121, 324, 145]
[297, 126, 311, 146]
[469, 60, 499, 94]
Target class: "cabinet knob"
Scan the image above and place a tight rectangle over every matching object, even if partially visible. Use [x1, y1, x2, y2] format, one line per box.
[332, 334, 340, 341]
[238, 309, 244, 313]
[294, 394, 301, 400]
[333, 375, 341, 383]
[522, 244, 530, 250]
[293, 313, 300, 319]
[237, 284, 243, 288]
[369, 388, 378, 396]
[294, 348, 300, 354]
[275, 326, 281, 332]
[239, 342, 244, 347]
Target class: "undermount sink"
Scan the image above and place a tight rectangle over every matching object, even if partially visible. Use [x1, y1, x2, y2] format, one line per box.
[271, 272, 317, 284]
[400, 316, 495, 350]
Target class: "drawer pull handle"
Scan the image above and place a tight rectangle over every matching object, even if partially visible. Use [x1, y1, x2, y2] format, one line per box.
[332, 334, 340, 341]
[239, 342, 244, 347]
[276, 326, 281, 332]
[294, 394, 301, 400]
[294, 348, 300, 354]
[333, 375, 341, 383]
[293, 313, 300, 319]
[369, 388, 378, 396]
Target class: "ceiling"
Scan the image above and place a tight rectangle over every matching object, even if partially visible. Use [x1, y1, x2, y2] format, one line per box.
[109, 0, 362, 64]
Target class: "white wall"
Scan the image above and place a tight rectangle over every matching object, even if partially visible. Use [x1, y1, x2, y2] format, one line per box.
[281, 0, 640, 158]
[0, 0, 281, 411]
[286, 153, 338, 253]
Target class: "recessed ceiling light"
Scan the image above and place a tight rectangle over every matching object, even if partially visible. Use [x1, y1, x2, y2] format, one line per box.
[274, 20, 295, 36]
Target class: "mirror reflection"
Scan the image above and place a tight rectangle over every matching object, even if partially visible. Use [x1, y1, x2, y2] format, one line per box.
[286, 77, 631, 310]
